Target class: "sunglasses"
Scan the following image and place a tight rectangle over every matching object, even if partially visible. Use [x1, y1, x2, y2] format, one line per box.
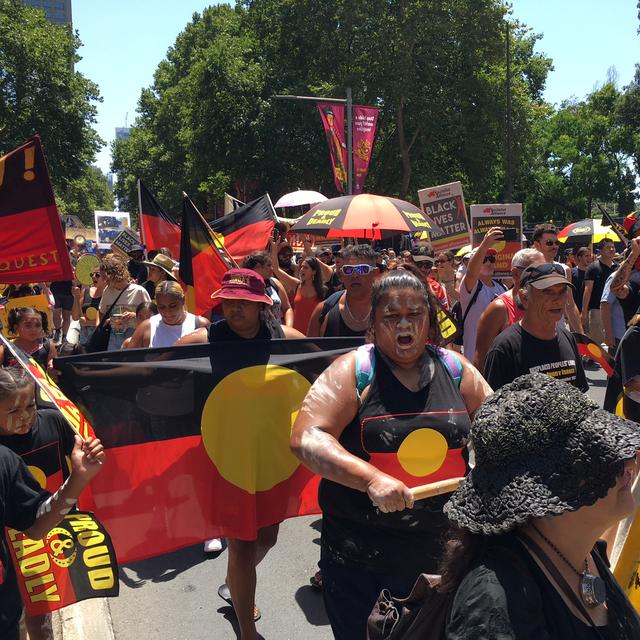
[544, 240, 561, 247]
[91, 273, 100, 279]
[483, 255, 496, 263]
[417, 261, 435, 270]
[341, 264, 375, 276]
[435, 259, 449, 265]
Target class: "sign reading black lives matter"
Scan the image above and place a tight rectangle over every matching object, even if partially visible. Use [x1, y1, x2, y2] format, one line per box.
[470, 203, 523, 279]
[417, 181, 470, 252]
[111, 226, 142, 256]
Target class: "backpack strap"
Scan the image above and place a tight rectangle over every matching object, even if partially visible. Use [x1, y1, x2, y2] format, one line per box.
[355, 343, 376, 400]
[429, 345, 463, 387]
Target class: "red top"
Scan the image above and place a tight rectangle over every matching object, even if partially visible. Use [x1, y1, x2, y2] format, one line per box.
[497, 291, 524, 326]
[292, 288, 321, 335]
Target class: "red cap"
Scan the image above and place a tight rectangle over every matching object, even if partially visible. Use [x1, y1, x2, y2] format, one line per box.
[211, 269, 273, 305]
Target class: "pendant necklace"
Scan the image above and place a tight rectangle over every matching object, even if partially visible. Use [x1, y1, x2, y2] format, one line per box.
[531, 523, 606, 608]
[344, 297, 370, 325]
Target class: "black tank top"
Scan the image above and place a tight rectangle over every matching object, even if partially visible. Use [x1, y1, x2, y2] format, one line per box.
[323, 295, 366, 337]
[319, 346, 471, 574]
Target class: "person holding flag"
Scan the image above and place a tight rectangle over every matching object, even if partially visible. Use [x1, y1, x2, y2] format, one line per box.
[0, 367, 104, 640]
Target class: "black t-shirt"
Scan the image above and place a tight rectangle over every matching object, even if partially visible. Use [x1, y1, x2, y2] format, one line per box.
[571, 267, 587, 310]
[49, 280, 72, 296]
[447, 534, 637, 640]
[0, 410, 76, 491]
[619, 281, 640, 325]
[485, 324, 588, 392]
[0, 446, 49, 637]
[585, 260, 616, 310]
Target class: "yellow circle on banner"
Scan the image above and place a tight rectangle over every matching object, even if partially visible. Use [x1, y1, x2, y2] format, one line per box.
[615, 393, 626, 417]
[27, 465, 47, 490]
[397, 428, 448, 477]
[201, 365, 311, 493]
[587, 343, 601, 357]
[85, 306, 98, 321]
[75, 254, 100, 285]
[493, 240, 506, 253]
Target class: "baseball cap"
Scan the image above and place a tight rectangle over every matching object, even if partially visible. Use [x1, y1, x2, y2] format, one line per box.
[519, 262, 574, 290]
[211, 268, 273, 305]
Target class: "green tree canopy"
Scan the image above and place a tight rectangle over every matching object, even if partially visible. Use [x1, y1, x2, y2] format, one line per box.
[57, 165, 113, 226]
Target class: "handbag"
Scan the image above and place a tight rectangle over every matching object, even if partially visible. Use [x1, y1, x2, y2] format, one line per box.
[86, 286, 128, 353]
[367, 573, 451, 640]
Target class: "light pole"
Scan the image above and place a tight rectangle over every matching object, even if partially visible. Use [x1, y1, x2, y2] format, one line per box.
[275, 89, 354, 195]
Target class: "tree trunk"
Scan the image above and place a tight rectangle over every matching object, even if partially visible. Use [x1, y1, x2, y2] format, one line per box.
[396, 99, 420, 199]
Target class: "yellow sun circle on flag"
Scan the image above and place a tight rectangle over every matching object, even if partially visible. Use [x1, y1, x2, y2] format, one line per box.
[397, 428, 448, 477]
[587, 344, 601, 358]
[201, 365, 311, 494]
[492, 240, 506, 253]
[27, 465, 47, 490]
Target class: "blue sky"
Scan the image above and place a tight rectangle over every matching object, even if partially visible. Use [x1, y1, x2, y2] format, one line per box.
[72, 1, 639, 174]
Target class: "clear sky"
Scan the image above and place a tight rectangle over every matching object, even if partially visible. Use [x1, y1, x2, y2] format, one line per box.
[72, 0, 639, 175]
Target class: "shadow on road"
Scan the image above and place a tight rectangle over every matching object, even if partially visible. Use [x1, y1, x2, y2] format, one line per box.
[119, 542, 222, 588]
[294, 585, 329, 626]
[217, 606, 266, 640]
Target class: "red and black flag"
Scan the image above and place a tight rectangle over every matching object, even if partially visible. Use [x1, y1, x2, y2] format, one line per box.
[0, 136, 73, 283]
[209, 194, 276, 262]
[604, 326, 640, 423]
[179, 194, 236, 315]
[573, 332, 615, 377]
[55, 338, 362, 562]
[137, 179, 181, 258]
[7, 512, 118, 615]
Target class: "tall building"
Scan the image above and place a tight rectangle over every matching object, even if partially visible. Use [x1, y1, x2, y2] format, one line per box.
[24, 0, 72, 25]
[115, 127, 131, 142]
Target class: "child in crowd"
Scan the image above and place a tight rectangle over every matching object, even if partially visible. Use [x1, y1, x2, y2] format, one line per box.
[121, 301, 158, 348]
[0, 307, 56, 372]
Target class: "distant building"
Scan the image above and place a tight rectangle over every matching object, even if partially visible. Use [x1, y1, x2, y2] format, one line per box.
[24, 0, 72, 25]
[115, 127, 131, 142]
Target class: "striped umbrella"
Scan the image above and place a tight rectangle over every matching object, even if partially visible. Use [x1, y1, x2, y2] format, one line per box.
[557, 218, 622, 243]
[290, 193, 442, 240]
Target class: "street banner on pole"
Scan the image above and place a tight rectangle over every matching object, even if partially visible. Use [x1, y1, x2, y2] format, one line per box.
[0, 136, 73, 284]
[7, 512, 119, 615]
[417, 182, 470, 252]
[352, 106, 379, 194]
[470, 203, 523, 278]
[317, 103, 348, 194]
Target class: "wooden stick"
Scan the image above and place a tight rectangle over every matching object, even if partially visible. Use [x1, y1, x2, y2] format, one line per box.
[411, 477, 464, 501]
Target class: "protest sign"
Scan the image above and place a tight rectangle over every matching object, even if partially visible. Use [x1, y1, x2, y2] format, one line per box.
[470, 203, 523, 278]
[417, 182, 470, 252]
[94, 211, 131, 250]
[111, 226, 141, 257]
[7, 512, 118, 615]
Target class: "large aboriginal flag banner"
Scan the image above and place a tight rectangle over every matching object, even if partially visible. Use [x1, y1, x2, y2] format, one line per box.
[55, 338, 362, 564]
[0, 136, 73, 283]
[179, 194, 235, 315]
[6, 512, 119, 615]
[209, 194, 276, 263]
[138, 179, 181, 257]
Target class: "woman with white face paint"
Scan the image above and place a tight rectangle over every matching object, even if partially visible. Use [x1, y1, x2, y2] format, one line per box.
[291, 271, 491, 640]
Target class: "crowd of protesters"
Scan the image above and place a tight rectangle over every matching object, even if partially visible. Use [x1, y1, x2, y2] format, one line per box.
[1, 214, 640, 640]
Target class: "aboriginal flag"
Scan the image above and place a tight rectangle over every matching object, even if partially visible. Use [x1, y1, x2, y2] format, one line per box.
[179, 194, 235, 315]
[604, 325, 640, 423]
[55, 338, 362, 563]
[0, 136, 72, 283]
[138, 179, 181, 257]
[7, 512, 118, 615]
[573, 333, 615, 377]
[209, 194, 276, 262]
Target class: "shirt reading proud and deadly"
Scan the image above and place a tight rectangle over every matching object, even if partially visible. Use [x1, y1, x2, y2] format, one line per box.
[484, 324, 588, 392]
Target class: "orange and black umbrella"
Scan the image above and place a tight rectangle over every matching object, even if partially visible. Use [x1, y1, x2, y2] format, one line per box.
[290, 193, 442, 240]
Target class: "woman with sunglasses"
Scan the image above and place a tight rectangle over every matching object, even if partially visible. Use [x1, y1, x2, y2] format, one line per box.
[292, 270, 491, 639]
[435, 251, 458, 305]
[71, 268, 106, 351]
[409, 247, 449, 309]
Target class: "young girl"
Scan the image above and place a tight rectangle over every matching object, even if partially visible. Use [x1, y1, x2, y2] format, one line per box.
[0, 307, 57, 371]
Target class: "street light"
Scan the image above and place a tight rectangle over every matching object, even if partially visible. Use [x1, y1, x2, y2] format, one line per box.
[275, 88, 354, 195]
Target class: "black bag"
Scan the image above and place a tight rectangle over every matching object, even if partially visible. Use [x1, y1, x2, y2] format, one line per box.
[85, 286, 128, 353]
[367, 574, 451, 640]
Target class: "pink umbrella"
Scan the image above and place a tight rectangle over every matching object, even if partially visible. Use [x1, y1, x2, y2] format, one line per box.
[273, 190, 328, 208]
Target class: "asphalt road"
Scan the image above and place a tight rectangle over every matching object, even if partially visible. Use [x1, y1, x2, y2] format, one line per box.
[108, 366, 608, 640]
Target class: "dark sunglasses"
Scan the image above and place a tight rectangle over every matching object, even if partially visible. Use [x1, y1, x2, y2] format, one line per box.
[417, 261, 435, 269]
[544, 240, 561, 247]
[91, 273, 100, 278]
[483, 255, 496, 263]
[341, 264, 375, 276]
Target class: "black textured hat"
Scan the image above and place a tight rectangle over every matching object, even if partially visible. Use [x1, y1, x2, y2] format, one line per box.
[444, 373, 640, 535]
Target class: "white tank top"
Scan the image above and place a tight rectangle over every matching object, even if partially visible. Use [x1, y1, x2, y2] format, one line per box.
[149, 312, 197, 348]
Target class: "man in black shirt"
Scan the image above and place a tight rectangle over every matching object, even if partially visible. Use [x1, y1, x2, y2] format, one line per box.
[582, 239, 616, 345]
[485, 263, 588, 392]
[570, 246, 592, 311]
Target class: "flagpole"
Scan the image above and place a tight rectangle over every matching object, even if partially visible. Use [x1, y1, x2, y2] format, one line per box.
[137, 178, 147, 249]
[0, 333, 84, 441]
